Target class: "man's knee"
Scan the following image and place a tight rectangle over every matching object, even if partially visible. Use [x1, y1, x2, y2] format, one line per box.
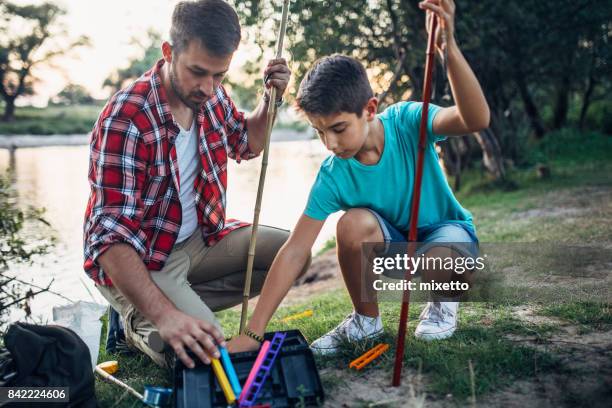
[254, 226, 290, 269]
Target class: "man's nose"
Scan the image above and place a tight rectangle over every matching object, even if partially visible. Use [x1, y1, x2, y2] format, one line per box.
[200, 77, 214, 97]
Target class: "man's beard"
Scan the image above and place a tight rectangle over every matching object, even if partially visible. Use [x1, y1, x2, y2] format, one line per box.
[169, 63, 206, 111]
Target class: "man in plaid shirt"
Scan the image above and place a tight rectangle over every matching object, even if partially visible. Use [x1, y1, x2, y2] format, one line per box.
[83, 0, 307, 369]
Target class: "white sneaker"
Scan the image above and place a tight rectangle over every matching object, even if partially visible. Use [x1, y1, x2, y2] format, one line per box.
[414, 301, 458, 341]
[310, 312, 383, 355]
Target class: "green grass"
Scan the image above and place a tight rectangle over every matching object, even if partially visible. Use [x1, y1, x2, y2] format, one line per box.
[454, 130, 612, 243]
[0, 104, 103, 135]
[95, 315, 173, 407]
[95, 128, 612, 406]
[96, 294, 564, 405]
[540, 301, 612, 330]
[321, 299, 559, 400]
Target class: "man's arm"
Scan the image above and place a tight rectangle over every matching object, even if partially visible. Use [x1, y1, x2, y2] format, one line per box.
[98, 244, 226, 368]
[245, 58, 291, 154]
[421, 0, 490, 136]
[227, 214, 324, 352]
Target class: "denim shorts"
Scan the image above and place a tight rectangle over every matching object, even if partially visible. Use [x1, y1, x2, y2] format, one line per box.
[366, 209, 480, 278]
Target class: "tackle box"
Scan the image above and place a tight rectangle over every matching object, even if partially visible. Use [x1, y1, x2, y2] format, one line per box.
[173, 330, 324, 407]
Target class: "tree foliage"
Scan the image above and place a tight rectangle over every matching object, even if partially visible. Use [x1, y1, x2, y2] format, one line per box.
[51, 84, 95, 106]
[103, 29, 163, 95]
[233, 0, 612, 183]
[0, 1, 89, 121]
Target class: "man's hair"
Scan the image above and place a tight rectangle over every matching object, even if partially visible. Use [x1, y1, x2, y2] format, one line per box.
[296, 54, 374, 117]
[170, 0, 241, 56]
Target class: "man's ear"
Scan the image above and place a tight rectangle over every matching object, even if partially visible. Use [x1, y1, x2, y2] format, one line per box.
[162, 41, 173, 64]
[365, 97, 379, 121]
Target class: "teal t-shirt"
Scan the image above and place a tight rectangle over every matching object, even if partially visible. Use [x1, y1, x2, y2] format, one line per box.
[304, 101, 474, 232]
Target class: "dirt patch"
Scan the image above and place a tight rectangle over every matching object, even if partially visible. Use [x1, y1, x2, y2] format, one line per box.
[281, 249, 343, 307]
[490, 304, 612, 408]
[321, 366, 428, 408]
[478, 339, 612, 408]
[510, 207, 586, 220]
[508, 185, 612, 222]
[512, 305, 565, 326]
[295, 249, 341, 287]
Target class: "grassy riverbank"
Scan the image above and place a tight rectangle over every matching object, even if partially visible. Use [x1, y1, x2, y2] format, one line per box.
[95, 129, 612, 407]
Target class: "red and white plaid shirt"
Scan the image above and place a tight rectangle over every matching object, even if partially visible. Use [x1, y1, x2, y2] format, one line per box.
[83, 59, 256, 286]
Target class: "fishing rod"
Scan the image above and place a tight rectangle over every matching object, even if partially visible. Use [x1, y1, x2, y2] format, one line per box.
[392, 11, 440, 387]
[239, 0, 291, 334]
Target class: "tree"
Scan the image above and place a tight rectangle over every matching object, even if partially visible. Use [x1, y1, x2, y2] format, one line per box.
[52, 84, 95, 105]
[234, 0, 509, 182]
[0, 1, 89, 121]
[103, 29, 163, 95]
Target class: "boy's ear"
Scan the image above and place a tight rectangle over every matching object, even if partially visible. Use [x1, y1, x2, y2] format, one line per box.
[364, 97, 379, 121]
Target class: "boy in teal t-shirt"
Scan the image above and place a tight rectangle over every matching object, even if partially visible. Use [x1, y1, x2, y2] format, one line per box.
[228, 0, 490, 354]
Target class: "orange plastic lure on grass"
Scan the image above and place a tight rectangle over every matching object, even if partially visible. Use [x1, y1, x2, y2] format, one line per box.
[349, 343, 390, 370]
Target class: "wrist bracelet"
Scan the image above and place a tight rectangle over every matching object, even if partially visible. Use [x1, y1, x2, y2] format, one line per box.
[243, 327, 264, 344]
[263, 91, 284, 108]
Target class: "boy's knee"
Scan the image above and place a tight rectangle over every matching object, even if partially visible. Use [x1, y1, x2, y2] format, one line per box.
[421, 246, 474, 297]
[337, 208, 382, 246]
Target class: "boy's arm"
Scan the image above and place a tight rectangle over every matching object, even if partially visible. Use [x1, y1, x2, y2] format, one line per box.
[227, 214, 324, 352]
[421, 0, 490, 136]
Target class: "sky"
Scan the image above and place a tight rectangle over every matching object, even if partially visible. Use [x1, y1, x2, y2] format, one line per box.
[15, 0, 255, 106]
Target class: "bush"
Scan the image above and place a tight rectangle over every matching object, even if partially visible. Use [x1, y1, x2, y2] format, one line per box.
[584, 100, 612, 135]
[0, 173, 54, 329]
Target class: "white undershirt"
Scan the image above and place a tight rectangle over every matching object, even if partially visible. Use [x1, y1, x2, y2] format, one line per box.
[175, 120, 200, 243]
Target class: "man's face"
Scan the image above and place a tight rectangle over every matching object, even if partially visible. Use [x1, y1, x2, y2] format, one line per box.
[307, 110, 371, 159]
[167, 41, 233, 110]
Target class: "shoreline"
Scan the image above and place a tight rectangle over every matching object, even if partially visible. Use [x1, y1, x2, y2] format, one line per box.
[0, 134, 89, 149]
[0, 128, 312, 149]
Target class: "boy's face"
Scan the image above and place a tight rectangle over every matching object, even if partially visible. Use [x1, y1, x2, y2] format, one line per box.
[307, 97, 378, 159]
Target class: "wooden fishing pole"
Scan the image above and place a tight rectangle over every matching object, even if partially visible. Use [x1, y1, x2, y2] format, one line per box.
[392, 12, 440, 387]
[240, 0, 291, 334]
[95, 365, 143, 401]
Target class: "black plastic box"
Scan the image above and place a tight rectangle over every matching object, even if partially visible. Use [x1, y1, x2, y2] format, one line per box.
[174, 330, 325, 407]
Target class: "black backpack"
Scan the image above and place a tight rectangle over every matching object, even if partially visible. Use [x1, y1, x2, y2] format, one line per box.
[1, 322, 98, 407]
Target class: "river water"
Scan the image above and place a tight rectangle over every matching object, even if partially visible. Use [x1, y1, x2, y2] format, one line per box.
[0, 139, 341, 322]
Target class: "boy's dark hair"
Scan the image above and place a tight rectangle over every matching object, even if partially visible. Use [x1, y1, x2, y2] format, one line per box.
[296, 54, 374, 117]
[170, 0, 241, 56]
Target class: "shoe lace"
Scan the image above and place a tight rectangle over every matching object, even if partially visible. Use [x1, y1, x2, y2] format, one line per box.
[330, 312, 368, 340]
[420, 302, 454, 322]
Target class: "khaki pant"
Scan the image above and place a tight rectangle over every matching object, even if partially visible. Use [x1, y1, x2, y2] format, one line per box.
[96, 225, 306, 368]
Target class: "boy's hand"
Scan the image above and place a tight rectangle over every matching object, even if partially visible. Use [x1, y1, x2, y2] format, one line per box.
[226, 334, 261, 353]
[419, 0, 457, 52]
[263, 58, 291, 102]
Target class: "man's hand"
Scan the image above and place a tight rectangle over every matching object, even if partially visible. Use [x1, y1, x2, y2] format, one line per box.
[226, 334, 261, 353]
[246, 58, 292, 153]
[420, 0, 457, 52]
[155, 308, 226, 369]
[263, 58, 291, 101]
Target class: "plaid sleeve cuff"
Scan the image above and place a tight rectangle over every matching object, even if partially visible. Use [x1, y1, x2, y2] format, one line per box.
[85, 214, 148, 269]
[233, 124, 259, 163]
